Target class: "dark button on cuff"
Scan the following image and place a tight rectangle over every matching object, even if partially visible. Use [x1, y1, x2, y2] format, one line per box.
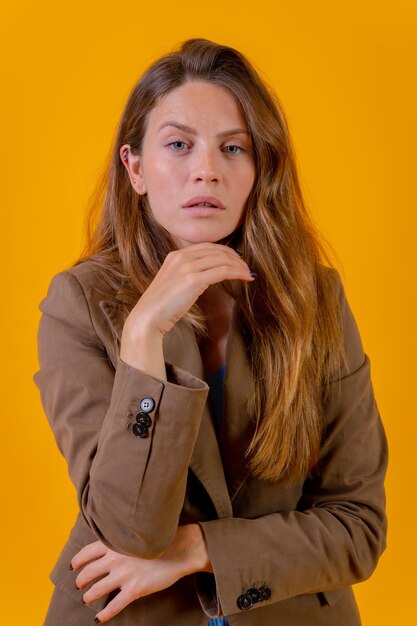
[259, 585, 271, 601]
[237, 593, 253, 611]
[135, 412, 152, 428]
[247, 587, 261, 604]
[139, 397, 155, 413]
[132, 422, 149, 438]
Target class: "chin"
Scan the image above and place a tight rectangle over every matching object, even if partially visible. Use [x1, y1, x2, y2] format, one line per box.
[176, 233, 230, 248]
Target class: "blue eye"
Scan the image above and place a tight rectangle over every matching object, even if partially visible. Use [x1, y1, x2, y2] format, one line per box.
[224, 145, 245, 155]
[166, 141, 245, 155]
[168, 141, 188, 151]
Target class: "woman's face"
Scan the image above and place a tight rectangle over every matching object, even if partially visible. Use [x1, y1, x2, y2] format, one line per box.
[121, 80, 256, 249]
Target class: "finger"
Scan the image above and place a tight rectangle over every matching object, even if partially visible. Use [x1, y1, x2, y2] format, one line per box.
[82, 573, 119, 606]
[94, 586, 140, 623]
[71, 541, 107, 571]
[76, 557, 110, 590]
[199, 263, 255, 287]
[203, 242, 244, 259]
[178, 251, 250, 276]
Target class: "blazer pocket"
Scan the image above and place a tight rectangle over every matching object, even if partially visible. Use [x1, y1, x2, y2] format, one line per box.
[50, 536, 111, 613]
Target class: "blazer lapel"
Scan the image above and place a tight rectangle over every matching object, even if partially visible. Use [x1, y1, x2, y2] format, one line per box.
[164, 311, 257, 504]
[220, 309, 256, 502]
[98, 298, 233, 518]
[161, 319, 233, 518]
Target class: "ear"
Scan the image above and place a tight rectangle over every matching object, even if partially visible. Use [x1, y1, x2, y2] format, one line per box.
[119, 144, 147, 195]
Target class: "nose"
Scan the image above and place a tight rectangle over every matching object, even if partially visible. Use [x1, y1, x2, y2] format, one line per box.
[192, 146, 221, 183]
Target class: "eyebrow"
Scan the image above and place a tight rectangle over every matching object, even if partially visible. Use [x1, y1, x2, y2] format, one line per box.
[157, 121, 249, 138]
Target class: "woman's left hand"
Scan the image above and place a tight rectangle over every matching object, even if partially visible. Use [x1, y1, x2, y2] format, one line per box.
[70, 523, 212, 623]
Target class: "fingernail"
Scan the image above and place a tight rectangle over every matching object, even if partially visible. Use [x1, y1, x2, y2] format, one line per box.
[234, 250, 243, 257]
[69, 563, 73, 571]
[94, 618, 101, 624]
[250, 272, 257, 278]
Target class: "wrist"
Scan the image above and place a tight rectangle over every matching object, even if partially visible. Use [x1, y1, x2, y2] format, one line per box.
[121, 316, 164, 345]
[182, 523, 213, 574]
[120, 321, 166, 380]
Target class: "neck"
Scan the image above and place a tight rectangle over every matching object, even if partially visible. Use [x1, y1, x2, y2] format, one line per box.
[196, 285, 234, 341]
[196, 285, 234, 370]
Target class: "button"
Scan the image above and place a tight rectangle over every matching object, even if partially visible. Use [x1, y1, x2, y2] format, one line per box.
[135, 412, 152, 428]
[237, 593, 253, 611]
[139, 397, 155, 413]
[259, 585, 271, 601]
[132, 423, 148, 438]
[247, 588, 261, 604]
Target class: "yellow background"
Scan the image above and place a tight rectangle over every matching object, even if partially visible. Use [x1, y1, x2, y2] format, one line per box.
[1, 0, 415, 623]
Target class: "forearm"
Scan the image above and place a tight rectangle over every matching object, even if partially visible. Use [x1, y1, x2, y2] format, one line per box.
[198, 500, 386, 615]
[85, 357, 209, 558]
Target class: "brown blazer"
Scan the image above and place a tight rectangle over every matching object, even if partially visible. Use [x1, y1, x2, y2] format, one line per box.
[33, 260, 388, 625]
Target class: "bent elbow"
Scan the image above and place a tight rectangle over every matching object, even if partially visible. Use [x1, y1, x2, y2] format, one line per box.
[353, 516, 388, 582]
[80, 490, 175, 559]
[121, 530, 173, 560]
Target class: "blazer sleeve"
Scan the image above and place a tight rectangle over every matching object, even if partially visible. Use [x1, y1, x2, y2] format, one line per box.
[196, 270, 388, 617]
[33, 270, 209, 559]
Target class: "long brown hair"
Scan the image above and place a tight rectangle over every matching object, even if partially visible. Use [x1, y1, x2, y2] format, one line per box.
[73, 38, 348, 482]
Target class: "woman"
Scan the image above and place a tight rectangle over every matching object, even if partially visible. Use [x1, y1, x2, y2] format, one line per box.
[34, 38, 388, 625]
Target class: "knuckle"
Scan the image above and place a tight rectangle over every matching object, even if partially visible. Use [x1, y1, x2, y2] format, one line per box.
[182, 261, 193, 274]
[183, 273, 198, 288]
[165, 250, 176, 263]
[107, 552, 119, 565]
[217, 265, 229, 277]
[127, 579, 142, 595]
[198, 282, 209, 294]
[85, 586, 99, 603]
[100, 598, 124, 620]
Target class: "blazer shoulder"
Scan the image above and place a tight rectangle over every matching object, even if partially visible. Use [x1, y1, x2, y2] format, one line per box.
[38, 260, 116, 339]
[66, 259, 116, 297]
[45, 259, 117, 302]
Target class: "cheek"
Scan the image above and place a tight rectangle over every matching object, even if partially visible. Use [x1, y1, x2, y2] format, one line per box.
[151, 161, 186, 191]
[146, 159, 169, 181]
[237, 168, 255, 201]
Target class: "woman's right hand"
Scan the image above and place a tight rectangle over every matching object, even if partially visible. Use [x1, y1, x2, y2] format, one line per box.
[119, 243, 253, 378]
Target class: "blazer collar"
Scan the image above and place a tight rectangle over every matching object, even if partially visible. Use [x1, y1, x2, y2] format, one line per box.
[99, 295, 255, 514]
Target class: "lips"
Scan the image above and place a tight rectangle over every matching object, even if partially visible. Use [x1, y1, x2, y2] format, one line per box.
[182, 195, 225, 209]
